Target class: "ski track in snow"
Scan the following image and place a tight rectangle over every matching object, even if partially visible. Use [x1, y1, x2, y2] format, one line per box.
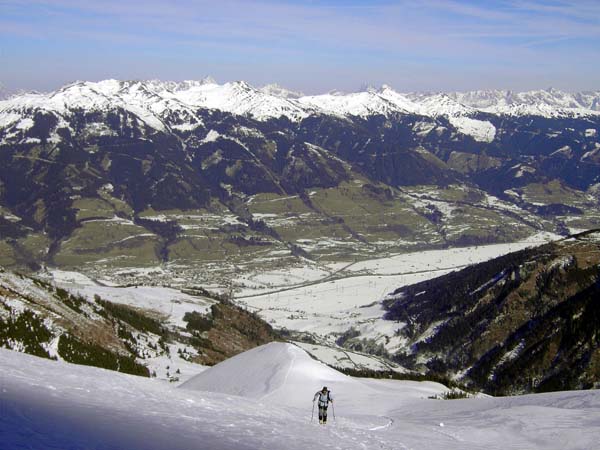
[369, 416, 394, 431]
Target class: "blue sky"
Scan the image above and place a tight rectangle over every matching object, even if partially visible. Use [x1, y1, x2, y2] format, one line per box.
[0, 0, 599, 94]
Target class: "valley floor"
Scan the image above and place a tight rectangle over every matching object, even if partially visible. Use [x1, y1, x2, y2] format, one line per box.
[234, 232, 560, 351]
[2, 344, 599, 450]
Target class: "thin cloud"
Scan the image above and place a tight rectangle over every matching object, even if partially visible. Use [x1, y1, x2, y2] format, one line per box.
[509, 0, 600, 22]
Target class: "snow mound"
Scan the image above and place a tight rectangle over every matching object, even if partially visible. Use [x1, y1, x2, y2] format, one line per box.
[180, 342, 450, 416]
[180, 342, 354, 407]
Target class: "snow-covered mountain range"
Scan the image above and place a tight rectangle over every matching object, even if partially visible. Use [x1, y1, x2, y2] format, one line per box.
[1, 79, 598, 143]
[448, 88, 600, 116]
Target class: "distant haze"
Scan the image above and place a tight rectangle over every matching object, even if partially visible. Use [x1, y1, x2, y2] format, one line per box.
[1, 0, 599, 94]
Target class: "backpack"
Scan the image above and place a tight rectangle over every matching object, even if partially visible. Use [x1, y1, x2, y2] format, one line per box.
[318, 391, 330, 407]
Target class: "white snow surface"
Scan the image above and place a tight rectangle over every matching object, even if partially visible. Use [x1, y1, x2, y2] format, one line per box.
[50, 269, 215, 328]
[447, 116, 496, 142]
[2, 344, 600, 450]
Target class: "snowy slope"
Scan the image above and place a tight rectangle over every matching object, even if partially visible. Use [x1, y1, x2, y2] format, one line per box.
[0, 268, 217, 382]
[50, 269, 215, 328]
[259, 83, 304, 99]
[170, 80, 313, 121]
[2, 345, 600, 450]
[408, 93, 497, 142]
[297, 89, 413, 117]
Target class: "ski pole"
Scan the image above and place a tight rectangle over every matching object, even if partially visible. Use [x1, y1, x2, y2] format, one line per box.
[331, 402, 336, 422]
[311, 401, 315, 422]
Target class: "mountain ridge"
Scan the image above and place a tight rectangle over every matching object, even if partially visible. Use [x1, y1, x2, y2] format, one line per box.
[384, 229, 600, 394]
[2, 79, 599, 132]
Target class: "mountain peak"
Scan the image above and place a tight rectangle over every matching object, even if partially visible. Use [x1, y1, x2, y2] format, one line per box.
[230, 80, 253, 90]
[260, 83, 304, 99]
[199, 76, 217, 85]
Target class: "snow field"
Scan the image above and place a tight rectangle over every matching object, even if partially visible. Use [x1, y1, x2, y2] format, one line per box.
[51, 269, 216, 328]
[2, 343, 600, 450]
